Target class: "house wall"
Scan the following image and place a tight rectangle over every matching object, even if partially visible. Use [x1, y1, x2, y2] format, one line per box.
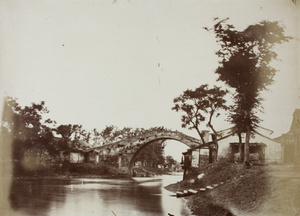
[69, 152, 85, 163]
[218, 133, 282, 164]
[276, 133, 300, 163]
[191, 149, 200, 167]
[87, 152, 97, 163]
[259, 136, 282, 163]
[218, 135, 239, 158]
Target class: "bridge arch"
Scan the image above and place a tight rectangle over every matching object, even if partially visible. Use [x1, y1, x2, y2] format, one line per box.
[90, 130, 203, 175]
[127, 137, 196, 174]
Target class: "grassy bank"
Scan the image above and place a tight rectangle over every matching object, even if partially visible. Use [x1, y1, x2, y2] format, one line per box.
[165, 162, 300, 216]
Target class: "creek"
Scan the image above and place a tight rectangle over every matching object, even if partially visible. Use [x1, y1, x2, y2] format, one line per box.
[9, 174, 191, 216]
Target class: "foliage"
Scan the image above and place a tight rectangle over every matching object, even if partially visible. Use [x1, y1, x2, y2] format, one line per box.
[1, 97, 58, 175]
[211, 18, 291, 133]
[91, 125, 139, 145]
[55, 124, 73, 142]
[172, 84, 228, 143]
[134, 141, 165, 167]
[165, 155, 177, 168]
[20, 147, 56, 172]
[1, 97, 54, 143]
[97, 126, 170, 168]
[1, 97, 178, 175]
[111, 127, 142, 140]
[93, 126, 173, 145]
[92, 128, 102, 144]
[210, 18, 291, 162]
[100, 125, 118, 142]
[55, 124, 88, 141]
[54, 124, 90, 150]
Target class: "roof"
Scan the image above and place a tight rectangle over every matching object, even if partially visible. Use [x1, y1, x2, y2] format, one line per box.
[216, 126, 274, 141]
[275, 109, 300, 140]
[230, 142, 267, 147]
[218, 131, 281, 146]
[66, 140, 92, 152]
[290, 108, 300, 133]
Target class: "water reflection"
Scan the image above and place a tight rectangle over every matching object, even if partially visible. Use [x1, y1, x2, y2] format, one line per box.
[9, 175, 190, 216]
[10, 179, 68, 216]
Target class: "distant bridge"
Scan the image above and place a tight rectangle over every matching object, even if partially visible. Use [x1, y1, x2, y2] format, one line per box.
[89, 130, 202, 175]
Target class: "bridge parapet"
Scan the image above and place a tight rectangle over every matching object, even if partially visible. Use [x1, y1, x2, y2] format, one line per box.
[90, 130, 201, 154]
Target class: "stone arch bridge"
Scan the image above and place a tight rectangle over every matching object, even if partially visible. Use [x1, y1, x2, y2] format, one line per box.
[89, 130, 203, 175]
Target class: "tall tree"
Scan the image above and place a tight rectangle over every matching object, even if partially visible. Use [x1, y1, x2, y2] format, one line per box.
[1, 97, 54, 146]
[91, 128, 102, 145]
[100, 125, 119, 143]
[172, 85, 228, 161]
[211, 18, 291, 162]
[1, 97, 56, 174]
[55, 124, 73, 142]
[134, 141, 165, 168]
[165, 155, 177, 169]
[55, 124, 90, 149]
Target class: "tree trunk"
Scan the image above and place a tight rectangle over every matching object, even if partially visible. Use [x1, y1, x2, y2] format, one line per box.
[209, 148, 217, 163]
[238, 133, 243, 162]
[198, 149, 201, 167]
[244, 127, 250, 163]
[209, 149, 212, 163]
[195, 127, 206, 145]
[212, 134, 218, 162]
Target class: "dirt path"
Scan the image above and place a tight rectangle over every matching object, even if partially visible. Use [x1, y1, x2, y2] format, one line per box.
[257, 165, 300, 216]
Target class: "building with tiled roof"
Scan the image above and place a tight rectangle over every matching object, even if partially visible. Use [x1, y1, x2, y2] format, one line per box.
[275, 109, 300, 164]
[218, 129, 282, 164]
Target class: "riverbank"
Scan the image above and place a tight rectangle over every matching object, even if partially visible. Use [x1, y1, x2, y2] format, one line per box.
[165, 162, 300, 215]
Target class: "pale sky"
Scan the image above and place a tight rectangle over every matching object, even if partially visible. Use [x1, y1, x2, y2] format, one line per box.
[0, 0, 299, 159]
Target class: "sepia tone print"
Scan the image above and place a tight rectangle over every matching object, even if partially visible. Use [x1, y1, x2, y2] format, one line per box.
[1, 0, 299, 215]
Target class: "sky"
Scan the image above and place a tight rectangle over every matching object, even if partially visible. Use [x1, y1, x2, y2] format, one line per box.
[0, 0, 299, 160]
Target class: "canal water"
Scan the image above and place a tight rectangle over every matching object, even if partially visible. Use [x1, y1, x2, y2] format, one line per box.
[9, 174, 191, 216]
